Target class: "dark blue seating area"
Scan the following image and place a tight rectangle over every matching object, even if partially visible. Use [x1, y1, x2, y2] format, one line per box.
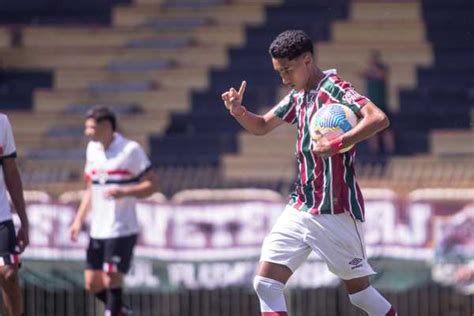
[150, 0, 349, 170]
[395, 0, 474, 155]
[0, 0, 130, 24]
[0, 70, 52, 110]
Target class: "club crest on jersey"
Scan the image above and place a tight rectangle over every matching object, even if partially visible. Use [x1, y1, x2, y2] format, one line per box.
[342, 89, 362, 104]
[306, 92, 317, 104]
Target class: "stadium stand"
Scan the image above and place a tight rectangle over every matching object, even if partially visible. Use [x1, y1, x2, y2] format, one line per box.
[1, 0, 474, 315]
[395, 0, 474, 155]
[0, 0, 472, 197]
[151, 0, 350, 193]
[0, 0, 279, 197]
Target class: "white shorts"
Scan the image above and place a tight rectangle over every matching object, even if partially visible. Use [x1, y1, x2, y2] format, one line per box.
[260, 205, 376, 280]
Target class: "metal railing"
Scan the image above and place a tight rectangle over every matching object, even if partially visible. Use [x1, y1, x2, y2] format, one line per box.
[18, 283, 474, 316]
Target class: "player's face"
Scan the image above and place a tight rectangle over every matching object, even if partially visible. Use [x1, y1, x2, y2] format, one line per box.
[84, 118, 108, 142]
[272, 54, 312, 91]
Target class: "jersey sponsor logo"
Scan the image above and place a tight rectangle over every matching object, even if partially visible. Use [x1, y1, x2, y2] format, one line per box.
[342, 89, 362, 104]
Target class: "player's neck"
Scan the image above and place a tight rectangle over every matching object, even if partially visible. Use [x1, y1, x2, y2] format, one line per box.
[304, 67, 325, 92]
[100, 133, 115, 150]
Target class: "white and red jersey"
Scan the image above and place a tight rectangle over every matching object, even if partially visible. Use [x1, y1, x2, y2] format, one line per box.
[273, 70, 370, 221]
[85, 133, 152, 239]
[0, 114, 17, 222]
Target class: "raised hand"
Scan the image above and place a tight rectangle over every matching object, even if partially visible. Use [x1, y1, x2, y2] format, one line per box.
[221, 81, 247, 116]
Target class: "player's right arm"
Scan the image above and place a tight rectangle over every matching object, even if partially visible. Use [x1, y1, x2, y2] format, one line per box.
[222, 81, 284, 136]
[69, 181, 92, 242]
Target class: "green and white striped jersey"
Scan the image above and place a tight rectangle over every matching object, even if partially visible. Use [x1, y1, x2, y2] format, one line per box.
[273, 70, 370, 221]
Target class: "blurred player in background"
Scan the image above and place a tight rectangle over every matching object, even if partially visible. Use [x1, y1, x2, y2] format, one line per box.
[69, 106, 157, 316]
[222, 30, 397, 316]
[0, 113, 29, 316]
[359, 50, 395, 156]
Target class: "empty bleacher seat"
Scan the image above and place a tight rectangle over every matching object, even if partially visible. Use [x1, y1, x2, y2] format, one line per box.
[126, 37, 192, 49]
[142, 17, 213, 29]
[171, 188, 283, 204]
[88, 80, 156, 93]
[64, 102, 143, 114]
[106, 59, 174, 72]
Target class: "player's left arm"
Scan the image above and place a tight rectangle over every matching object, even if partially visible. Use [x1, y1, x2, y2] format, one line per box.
[3, 158, 29, 252]
[106, 168, 158, 199]
[340, 101, 389, 148]
[313, 102, 389, 157]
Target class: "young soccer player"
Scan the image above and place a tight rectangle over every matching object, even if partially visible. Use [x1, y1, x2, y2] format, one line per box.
[222, 30, 397, 316]
[0, 113, 29, 316]
[69, 106, 157, 316]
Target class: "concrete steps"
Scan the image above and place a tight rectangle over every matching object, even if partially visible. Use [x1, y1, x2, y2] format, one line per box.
[34, 88, 190, 113]
[430, 129, 474, 156]
[316, 0, 431, 112]
[0, 46, 228, 69]
[54, 67, 209, 90]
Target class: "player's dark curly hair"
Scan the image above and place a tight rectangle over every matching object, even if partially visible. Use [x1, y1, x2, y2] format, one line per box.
[86, 105, 117, 131]
[269, 30, 314, 60]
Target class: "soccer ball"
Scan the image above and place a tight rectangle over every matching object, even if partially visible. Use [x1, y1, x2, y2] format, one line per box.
[310, 103, 358, 153]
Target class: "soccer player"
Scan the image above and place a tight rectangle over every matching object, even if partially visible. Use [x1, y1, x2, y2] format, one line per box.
[69, 106, 157, 316]
[0, 113, 29, 316]
[221, 30, 397, 316]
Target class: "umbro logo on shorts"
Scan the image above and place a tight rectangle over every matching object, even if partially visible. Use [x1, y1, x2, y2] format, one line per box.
[349, 258, 363, 269]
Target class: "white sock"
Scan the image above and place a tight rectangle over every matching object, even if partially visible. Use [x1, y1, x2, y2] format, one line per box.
[349, 286, 393, 316]
[253, 275, 287, 313]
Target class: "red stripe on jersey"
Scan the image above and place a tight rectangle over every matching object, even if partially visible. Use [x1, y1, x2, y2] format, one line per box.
[262, 312, 288, 316]
[282, 96, 297, 123]
[330, 154, 344, 213]
[349, 154, 365, 220]
[90, 169, 132, 176]
[309, 158, 324, 214]
[297, 104, 307, 188]
[330, 75, 351, 89]
[340, 154, 351, 215]
[319, 88, 339, 104]
[355, 182, 365, 221]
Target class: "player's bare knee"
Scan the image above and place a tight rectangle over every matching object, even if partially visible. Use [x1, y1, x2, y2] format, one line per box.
[0, 266, 19, 285]
[104, 272, 123, 289]
[85, 279, 103, 293]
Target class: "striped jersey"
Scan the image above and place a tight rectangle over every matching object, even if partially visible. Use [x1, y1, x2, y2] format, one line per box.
[85, 133, 152, 239]
[273, 70, 370, 221]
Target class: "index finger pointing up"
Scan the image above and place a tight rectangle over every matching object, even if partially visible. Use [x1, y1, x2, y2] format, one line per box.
[238, 80, 247, 97]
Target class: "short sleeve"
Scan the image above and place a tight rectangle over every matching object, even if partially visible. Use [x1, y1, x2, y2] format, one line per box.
[0, 115, 17, 159]
[272, 91, 297, 125]
[128, 144, 152, 177]
[327, 76, 370, 118]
